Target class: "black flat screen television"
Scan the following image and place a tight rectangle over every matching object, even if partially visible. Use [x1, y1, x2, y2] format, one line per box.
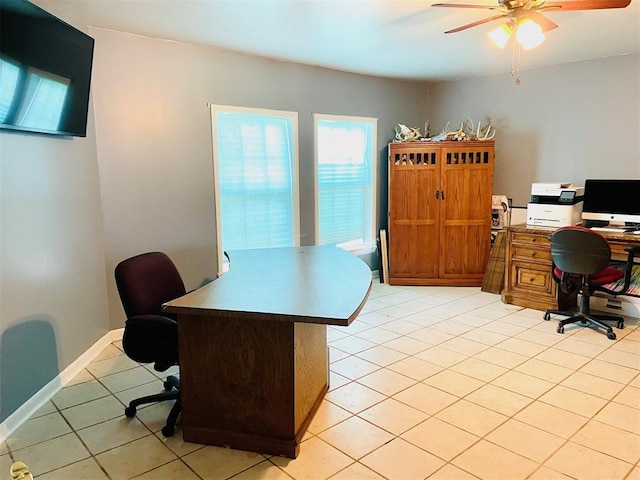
[0, 0, 94, 137]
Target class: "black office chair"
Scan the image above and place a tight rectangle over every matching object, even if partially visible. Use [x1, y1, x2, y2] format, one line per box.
[114, 251, 186, 436]
[544, 226, 640, 340]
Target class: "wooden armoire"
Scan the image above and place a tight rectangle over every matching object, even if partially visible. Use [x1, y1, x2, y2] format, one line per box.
[387, 141, 494, 286]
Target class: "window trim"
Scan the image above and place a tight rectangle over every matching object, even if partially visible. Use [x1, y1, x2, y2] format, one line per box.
[313, 113, 378, 255]
[210, 104, 301, 276]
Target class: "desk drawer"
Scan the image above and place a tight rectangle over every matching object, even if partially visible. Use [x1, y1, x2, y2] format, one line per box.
[512, 245, 552, 263]
[503, 226, 579, 311]
[511, 261, 553, 294]
[512, 232, 550, 247]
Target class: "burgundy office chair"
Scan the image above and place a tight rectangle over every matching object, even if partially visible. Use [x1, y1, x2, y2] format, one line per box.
[544, 226, 640, 340]
[115, 252, 186, 436]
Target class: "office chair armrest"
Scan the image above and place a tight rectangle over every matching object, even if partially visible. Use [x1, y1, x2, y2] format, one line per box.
[623, 244, 640, 256]
[621, 244, 640, 291]
[550, 262, 578, 294]
[123, 315, 178, 372]
[597, 243, 640, 296]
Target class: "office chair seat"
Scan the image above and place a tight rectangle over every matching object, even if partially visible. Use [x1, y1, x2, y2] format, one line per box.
[553, 266, 624, 286]
[115, 252, 186, 436]
[544, 226, 639, 340]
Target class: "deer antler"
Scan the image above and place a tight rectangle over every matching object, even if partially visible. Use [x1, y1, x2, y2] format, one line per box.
[477, 116, 495, 140]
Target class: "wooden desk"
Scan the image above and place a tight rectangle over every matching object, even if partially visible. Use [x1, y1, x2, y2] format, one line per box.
[502, 225, 639, 310]
[163, 246, 372, 458]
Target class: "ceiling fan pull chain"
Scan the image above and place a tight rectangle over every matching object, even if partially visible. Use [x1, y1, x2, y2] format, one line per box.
[511, 42, 521, 85]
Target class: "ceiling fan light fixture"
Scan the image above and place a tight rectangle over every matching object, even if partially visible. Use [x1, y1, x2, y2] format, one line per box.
[487, 23, 513, 49]
[515, 18, 545, 50]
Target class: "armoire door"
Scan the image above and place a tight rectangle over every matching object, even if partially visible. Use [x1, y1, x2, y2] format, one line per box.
[439, 145, 494, 280]
[388, 146, 440, 281]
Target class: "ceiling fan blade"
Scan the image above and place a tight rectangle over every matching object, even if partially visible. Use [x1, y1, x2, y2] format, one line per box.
[525, 10, 559, 30]
[444, 13, 510, 33]
[432, 3, 503, 9]
[538, 0, 630, 10]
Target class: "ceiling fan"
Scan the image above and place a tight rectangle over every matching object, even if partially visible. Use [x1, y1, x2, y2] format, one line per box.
[432, 0, 631, 49]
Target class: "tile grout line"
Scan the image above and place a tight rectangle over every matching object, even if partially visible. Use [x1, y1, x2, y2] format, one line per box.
[326, 290, 640, 479]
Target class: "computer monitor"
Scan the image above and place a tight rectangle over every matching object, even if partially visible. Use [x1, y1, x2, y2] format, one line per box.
[582, 179, 640, 227]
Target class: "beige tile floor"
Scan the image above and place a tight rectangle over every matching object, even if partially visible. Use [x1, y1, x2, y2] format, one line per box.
[2, 284, 640, 479]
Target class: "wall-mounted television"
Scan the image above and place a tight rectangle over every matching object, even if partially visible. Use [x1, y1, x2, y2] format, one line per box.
[0, 0, 94, 137]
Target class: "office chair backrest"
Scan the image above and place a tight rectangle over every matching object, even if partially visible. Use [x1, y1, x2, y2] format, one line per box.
[115, 252, 187, 319]
[549, 227, 611, 276]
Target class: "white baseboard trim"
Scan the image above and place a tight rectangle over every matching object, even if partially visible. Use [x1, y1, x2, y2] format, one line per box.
[0, 328, 124, 444]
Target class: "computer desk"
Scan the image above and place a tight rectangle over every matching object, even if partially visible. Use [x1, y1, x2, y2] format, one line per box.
[163, 245, 372, 458]
[502, 224, 640, 310]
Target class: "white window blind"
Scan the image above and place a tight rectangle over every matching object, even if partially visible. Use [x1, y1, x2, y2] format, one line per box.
[211, 106, 299, 273]
[315, 114, 377, 254]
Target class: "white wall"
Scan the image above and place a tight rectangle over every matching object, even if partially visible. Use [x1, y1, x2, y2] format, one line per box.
[89, 28, 431, 329]
[0, 99, 110, 421]
[429, 54, 640, 206]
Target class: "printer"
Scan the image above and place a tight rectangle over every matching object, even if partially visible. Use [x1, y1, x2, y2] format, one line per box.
[527, 183, 584, 228]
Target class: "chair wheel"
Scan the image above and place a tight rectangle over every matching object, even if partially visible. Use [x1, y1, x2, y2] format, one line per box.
[124, 406, 136, 417]
[607, 331, 617, 340]
[544, 313, 551, 321]
[163, 380, 173, 391]
[617, 320, 624, 329]
[161, 424, 175, 437]
[556, 325, 564, 334]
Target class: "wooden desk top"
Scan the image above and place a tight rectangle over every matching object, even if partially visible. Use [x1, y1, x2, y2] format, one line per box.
[508, 224, 640, 261]
[163, 246, 372, 326]
[508, 224, 640, 242]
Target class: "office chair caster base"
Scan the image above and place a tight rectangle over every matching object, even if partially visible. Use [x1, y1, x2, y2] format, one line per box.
[544, 312, 551, 321]
[163, 375, 180, 392]
[161, 424, 175, 437]
[556, 325, 564, 334]
[124, 406, 137, 418]
[606, 331, 617, 340]
[617, 320, 624, 329]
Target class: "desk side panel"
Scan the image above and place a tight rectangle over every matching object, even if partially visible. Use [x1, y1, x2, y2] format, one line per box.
[294, 322, 328, 433]
[178, 314, 295, 438]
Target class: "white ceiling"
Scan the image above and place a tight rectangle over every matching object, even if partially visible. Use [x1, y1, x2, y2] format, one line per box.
[36, 0, 640, 81]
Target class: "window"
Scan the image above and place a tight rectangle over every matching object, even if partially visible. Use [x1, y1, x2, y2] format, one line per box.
[314, 114, 377, 255]
[211, 105, 299, 275]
